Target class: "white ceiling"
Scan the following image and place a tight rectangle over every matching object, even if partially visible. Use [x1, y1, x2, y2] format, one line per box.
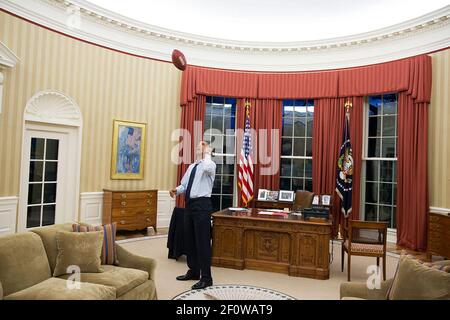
[87, 0, 449, 42]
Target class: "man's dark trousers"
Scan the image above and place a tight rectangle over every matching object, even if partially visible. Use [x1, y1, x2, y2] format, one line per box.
[184, 197, 213, 282]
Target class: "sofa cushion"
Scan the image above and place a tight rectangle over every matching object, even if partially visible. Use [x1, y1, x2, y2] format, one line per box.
[30, 223, 73, 273]
[58, 265, 148, 297]
[54, 231, 104, 277]
[0, 232, 51, 296]
[72, 223, 118, 265]
[388, 254, 450, 300]
[4, 277, 115, 300]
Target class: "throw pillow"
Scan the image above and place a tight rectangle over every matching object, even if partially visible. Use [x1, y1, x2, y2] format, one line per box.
[72, 222, 118, 265]
[387, 252, 450, 300]
[53, 231, 104, 277]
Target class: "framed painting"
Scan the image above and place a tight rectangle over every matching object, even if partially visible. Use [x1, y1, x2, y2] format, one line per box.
[111, 119, 146, 180]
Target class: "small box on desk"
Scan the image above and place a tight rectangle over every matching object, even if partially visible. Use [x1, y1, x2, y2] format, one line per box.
[303, 207, 330, 220]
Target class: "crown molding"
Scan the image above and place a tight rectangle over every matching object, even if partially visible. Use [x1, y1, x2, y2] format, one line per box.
[1, 0, 449, 71]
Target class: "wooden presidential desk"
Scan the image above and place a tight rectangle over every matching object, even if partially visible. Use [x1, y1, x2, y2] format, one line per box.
[211, 209, 332, 279]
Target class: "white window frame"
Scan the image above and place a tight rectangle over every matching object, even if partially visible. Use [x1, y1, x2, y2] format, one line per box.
[360, 95, 398, 231]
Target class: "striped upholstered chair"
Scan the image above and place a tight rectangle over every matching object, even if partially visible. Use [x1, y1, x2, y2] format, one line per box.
[341, 220, 388, 281]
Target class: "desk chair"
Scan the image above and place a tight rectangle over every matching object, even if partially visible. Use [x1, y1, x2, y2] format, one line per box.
[292, 191, 314, 211]
[342, 219, 388, 281]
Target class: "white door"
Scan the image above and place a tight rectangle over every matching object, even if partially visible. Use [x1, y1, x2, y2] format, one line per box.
[19, 128, 68, 230]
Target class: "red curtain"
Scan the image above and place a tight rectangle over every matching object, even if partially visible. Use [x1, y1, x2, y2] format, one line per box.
[396, 96, 429, 251]
[175, 95, 206, 207]
[236, 98, 283, 206]
[312, 97, 363, 236]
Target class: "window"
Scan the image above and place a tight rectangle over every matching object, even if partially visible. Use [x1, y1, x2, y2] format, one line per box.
[280, 99, 314, 192]
[204, 96, 237, 212]
[26, 137, 59, 228]
[362, 94, 398, 228]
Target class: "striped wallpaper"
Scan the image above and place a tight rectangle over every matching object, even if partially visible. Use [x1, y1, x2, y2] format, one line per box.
[429, 49, 450, 210]
[0, 11, 181, 196]
[0, 11, 449, 210]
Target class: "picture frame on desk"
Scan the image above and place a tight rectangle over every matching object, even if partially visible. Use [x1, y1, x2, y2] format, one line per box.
[321, 195, 331, 206]
[312, 195, 320, 205]
[279, 190, 294, 202]
[257, 189, 268, 201]
[266, 190, 279, 201]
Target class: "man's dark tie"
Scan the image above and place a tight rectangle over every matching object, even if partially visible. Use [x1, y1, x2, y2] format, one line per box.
[185, 163, 199, 204]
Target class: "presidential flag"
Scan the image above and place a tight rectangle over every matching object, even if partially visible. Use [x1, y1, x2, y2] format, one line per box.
[336, 103, 353, 217]
[238, 100, 254, 206]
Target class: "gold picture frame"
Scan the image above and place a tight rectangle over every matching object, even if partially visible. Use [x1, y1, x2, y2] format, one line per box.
[111, 119, 146, 180]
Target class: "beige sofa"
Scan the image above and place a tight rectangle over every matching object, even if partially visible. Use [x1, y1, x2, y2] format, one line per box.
[0, 223, 157, 300]
[340, 258, 450, 300]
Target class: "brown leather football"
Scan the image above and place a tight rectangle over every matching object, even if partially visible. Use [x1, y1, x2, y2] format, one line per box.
[171, 49, 187, 71]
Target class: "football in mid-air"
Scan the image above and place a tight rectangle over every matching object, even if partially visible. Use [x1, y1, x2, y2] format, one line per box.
[171, 49, 187, 71]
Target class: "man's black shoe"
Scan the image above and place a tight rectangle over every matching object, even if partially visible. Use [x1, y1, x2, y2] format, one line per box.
[176, 272, 200, 281]
[191, 280, 213, 290]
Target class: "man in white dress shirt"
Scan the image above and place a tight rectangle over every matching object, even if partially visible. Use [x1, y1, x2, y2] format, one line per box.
[170, 141, 216, 290]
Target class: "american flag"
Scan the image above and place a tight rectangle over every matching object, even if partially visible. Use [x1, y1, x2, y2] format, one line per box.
[238, 100, 254, 206]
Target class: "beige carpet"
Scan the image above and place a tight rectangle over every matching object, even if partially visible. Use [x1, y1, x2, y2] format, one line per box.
[120, 236, 398, 300]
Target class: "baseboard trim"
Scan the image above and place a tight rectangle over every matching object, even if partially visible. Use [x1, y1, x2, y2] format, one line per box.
[0, 196, 18, 235]
[430, 206, 450, 214]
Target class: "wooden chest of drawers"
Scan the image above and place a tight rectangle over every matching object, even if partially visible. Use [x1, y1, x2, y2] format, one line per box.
[103, 189, 158, 232]
[427, 211, 450, 260]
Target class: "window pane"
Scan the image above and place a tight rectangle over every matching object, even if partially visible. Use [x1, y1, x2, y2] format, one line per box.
[225, 98, 236, 107]
[211, 105, 223, 116]
[306, 119, 314, 138]
[280, 178, 291, 191]
[392, 207, 396, 228]
[283, 105, 294, 117]
[282, 117, 293, 137]
[213, 177, 221, 194]
[44, 162, 58, 182]
[381, 138, 396, 158]
[292, 159, 304, 177]
[383, 116, 396, 136]
[368, 138, 381, 157]
[212, 96, 224, 105]
[223, 117, 235, 131]
[366, 161, 378, 181]
[379, 183, 393, 205]
[211, 195, 220, 212]
[295, 99, 306, 107]
[222, 196, 233, 209]
[368, 96, 382, 116]
[383, 94, 397, 115]
[379, 206, 392, 225]
[28, 184, 42, 205]
[222, 176, 234, 195]
[305, 159, 312, 178]
[380, 161, 394, 182]
[26, 206, 41, 228]
[293, 138, 305, 156]
[292, 178, 304, 192]
[305, 179, 313, 192]
[281, 158, 292, 177]
[293, 118, 306, 137]
[294, 106, 307, 118]
[305, 138, 312, 157]
[368, 117, 381, 137]
[223, 136, 235, 154]
[205, 103, 212, 115]
[42, 204, 55, 226]
[365, 204, 378, 221]
[29, 161, 43, 182]
[307, 105, 314, 116]
[43, 183, 57, 203]
[30, 138, 45, 160]
[223, 104, 236, 117]
[45, 139, 59, 160]
[210, 135, 223, 153]
[222, 158, 234, 175]
[281, 138, 292, 156]
[365, 182, 378, 203]
[211, 116, 223, 132]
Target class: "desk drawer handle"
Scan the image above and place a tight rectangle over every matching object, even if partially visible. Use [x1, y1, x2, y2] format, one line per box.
[147, 200, 152, 204]
[121, 201, 127, 206]
[120, 220, 126, 225]
[120, 210, 125, 214]
[146, 218, 150, 222]
[121, 194, 127, 199]
[146, 209, 150, 212]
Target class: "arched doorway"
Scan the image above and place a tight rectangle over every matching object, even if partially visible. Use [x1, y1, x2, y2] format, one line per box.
[18, 90, 82, 231]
